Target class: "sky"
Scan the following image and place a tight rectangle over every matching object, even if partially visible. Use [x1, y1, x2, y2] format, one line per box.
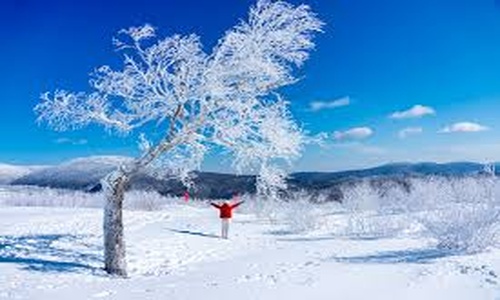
[1, 0, 500, 172]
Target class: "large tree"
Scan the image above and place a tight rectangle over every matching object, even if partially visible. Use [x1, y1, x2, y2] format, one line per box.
[35, 0, 323, 276]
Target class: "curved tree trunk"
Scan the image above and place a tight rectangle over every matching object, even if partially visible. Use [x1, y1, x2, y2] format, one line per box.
[102, 170, 129, 277]
[100, 128, 181, 277]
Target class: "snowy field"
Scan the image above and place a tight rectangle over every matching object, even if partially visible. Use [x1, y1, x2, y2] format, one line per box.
[1, 181, 500, 300]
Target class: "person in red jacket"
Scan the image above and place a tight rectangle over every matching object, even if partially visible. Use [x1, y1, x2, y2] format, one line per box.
[211, 199, 244, 239]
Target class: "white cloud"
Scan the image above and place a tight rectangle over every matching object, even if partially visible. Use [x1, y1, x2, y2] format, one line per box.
[439, 122, 489, 133]
[390, 104, 436, 119]
[309, 96, 350, 112]
[54, 138, 88, 145]
[333, 127, 374, 141]
[398, 127, 423, 139]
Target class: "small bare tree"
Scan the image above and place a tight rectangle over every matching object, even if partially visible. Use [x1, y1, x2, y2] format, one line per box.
[35, 0, 323, 276]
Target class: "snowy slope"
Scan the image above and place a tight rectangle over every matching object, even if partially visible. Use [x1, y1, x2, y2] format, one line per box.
[0, 164, 45, 184]
[0, 201, 499, 299]
[9, 156, 257, 198]
[12, 156, 133, 190]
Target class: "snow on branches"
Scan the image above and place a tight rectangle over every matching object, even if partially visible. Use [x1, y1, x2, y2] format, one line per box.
[35, 0, 323, 193]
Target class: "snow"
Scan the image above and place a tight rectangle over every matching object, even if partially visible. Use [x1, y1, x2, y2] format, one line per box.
[1, 188, 500, 299]
[13, 156, 132, 190]
[0, 164, 45, 185]
[19, 155, 131, 180]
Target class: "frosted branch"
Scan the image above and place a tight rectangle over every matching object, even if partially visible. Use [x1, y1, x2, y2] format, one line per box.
[35, 0, 323, 189]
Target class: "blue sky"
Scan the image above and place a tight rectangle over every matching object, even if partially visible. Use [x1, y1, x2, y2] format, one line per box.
[1, 0, 500, 171]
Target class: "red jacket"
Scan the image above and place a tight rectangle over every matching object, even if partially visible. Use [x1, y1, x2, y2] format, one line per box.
[211, 201, 243, 219]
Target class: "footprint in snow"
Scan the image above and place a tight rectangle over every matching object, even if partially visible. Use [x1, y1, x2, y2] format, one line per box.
[266, 274, 278, 284]
[237, 273, 264, 283]
[459, 264, 498, 286]
[238, 273, 278, 285]
[303, 261, 320, 268]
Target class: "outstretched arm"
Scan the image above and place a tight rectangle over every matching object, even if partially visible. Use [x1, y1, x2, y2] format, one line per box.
[231, 201, 245, 209]
[211, 203, 221, 209]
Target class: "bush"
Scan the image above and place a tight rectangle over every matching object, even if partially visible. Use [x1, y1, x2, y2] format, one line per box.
[339, 176, 500, 252]
[0, 186, 101, 207]
[124, 190, 172, 211]
[0, 186, 177, 211]
[239, 191, 335, 233]
[418, 204, 500, 253]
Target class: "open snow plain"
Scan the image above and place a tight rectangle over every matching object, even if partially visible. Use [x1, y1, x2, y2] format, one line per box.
[0, 185, 500, 300]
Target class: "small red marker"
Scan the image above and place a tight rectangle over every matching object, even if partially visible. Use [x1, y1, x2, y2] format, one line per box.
[184, 191, 189, 202]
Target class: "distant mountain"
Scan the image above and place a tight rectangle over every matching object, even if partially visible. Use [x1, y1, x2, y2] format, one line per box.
[289, 161, 491, 187]
[9, 157, 498, 199]
[13, 156, 133, 190]
[11, 156, 255, 199]
[0, 164, 46, 185]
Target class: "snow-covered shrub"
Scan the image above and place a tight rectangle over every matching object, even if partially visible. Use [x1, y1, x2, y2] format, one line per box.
[239, 190, 333, 232]
[419, 204, 500, 253]
[238, 193, 287, 223]
[342, 180, 381, 212]
[340, 180, 407, 238]
[124, 190, 173, 211]
[405, 176, 499, 252]
[339, 175, 500, 252]
[340, 206, 419, 239]
[0, 186, 102, 207]
[0, 186, 178, 212]
[283, 193, 326, 233]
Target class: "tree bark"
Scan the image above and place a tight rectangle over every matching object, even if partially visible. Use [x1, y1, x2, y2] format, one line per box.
[100, 112, 183, 277]
[102, 170, 129, 277]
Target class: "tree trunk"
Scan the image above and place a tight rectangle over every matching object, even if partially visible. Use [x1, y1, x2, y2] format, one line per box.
[100, 134, 178, 277]
[102, 170, 129, 277]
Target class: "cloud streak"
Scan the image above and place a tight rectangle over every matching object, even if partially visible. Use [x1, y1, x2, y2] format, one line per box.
[333, 127, 374, 141]
[309, 96, 350, 112]
[398, 127, 423, 139]
[54, 138, 88, 145]
[390, 104, 436, 119]
[439, 122, 489, 133]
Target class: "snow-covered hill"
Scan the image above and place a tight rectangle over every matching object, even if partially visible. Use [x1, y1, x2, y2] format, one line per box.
[0, 164, 45, 184]
[10, 156, 256, 198]
[12, 156, 133, 191]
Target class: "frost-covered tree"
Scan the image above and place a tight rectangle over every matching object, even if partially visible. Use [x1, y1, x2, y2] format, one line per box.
[35, 0, 323, 276]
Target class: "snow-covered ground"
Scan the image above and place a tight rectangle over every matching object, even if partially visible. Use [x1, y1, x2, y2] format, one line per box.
[1, 186, 500, 299]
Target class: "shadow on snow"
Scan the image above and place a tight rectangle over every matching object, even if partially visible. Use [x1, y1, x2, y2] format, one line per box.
[275, 233, 398, 242]
[0, 234, 103, 274]
[332, 248, 460, 264]
[167, 228, 219, 239]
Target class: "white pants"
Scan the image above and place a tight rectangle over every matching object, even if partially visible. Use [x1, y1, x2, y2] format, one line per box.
[221, 218, 230, 239]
